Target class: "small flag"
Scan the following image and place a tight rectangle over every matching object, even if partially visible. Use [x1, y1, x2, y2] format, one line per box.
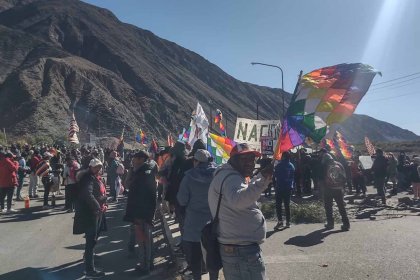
[214, 109, 226, 136]
[150, 138, 159, 154]
[168, 133, 175, 147]
[207, 133, 235, 165]
[68, 112, 80, 144]
[364, 136, 376, 156]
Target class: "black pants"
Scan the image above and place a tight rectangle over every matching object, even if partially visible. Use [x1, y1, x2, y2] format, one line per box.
[65, 184, 76, 210]
[275, 188, 291, 223]
[43, 181, 51, 206]
[183, 241, 218, 280]
[323, 188, 349, 226]
[352, 175, 366, 194]
[0, 187, 14, 210]
[264, 183, 273, 197]
[157, 183, 163, 200]
[84, 214, 102, 272]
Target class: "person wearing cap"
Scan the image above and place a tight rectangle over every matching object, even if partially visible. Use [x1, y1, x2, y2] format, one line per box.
[371, 149, 389, 205]
[177, 149, 217, 280]
[73, 158, 107, 278]
[36, 152, 54, 209]
[123, 150, 158, 276]
[0, 151, 19, 213]
[208, 143, 273, 280]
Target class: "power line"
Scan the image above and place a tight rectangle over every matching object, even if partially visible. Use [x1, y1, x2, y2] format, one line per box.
[369, 76, 420, 91]
[371, 71, 420, 87]
[364, 91, 420, 103]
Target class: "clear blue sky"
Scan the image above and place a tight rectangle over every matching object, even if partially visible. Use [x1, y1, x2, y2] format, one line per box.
[84, 0, 420, 135]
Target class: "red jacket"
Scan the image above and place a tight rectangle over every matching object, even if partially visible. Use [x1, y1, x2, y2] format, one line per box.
[0, 157, 19, 187]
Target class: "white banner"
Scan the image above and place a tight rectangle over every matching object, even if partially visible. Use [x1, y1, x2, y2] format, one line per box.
[188, 102, 209, 146]
[234, 118, 280, 151]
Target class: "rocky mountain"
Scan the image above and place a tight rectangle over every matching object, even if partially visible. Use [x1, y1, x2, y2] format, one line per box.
[0, 0, 417, 144]
[337, 114, 419, 143]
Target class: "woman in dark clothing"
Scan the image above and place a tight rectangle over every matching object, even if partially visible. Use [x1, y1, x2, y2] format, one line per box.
[124, 151, 158, 276]
[73, 158, 107, 278]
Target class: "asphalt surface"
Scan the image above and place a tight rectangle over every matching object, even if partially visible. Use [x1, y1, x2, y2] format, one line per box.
[0, 186, 175, 280]
[2, 182, 420, 280]
[263, 217, 420, 280]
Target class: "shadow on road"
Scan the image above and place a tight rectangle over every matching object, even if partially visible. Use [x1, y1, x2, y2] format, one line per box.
[0, 199, 175, 280]
[284, 228, 343, 247]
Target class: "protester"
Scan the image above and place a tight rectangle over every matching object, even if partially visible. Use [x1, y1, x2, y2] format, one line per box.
[409, 157, 420, 200]
[273, 151, 295, 230]
[28, 150, 41, 198]
[0, 151, 19, 213]
[123, 151, 158, 276]
[350, 156, 366, 196]
[63, 156, 80, 212]
[371, 149, 388, 205]
[177, 149, 218, 280]
[107, 151, 119, 202]
[208, 143, 273, 280]
[36, 152, 54, 209]
[73, 158, 107, 278]
[16, 152, 28, 201]
[387, 153, 398, 194]
[319, 148, 350, 231]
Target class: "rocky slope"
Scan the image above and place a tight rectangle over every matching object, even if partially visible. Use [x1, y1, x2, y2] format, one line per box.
[0, 0, 417, 144]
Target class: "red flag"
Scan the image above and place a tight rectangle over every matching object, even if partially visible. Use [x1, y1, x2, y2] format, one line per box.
[167, 133, 174, 147]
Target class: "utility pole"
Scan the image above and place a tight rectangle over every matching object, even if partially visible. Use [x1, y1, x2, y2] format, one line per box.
[256, 102, 259, 120]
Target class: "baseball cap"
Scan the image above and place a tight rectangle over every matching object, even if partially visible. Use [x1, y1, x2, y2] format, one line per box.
[89, 158, 103, 167]
[230, 143, 261, 158]
[194, 149, 211, 163]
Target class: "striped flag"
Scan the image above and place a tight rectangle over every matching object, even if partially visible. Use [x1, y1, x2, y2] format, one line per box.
[68, 112, 80, 144]
[167, 133, 175, 147]
[364, 136, 376, 156]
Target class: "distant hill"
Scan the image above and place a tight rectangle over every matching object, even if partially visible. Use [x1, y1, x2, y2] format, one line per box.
[0, 0, 417, 144]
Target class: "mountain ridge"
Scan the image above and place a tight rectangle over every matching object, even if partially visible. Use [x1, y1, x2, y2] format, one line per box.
[0, 0, 417, 144]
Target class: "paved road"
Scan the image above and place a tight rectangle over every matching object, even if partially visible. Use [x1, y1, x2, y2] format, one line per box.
[0, 191, 175, 280]
[263, 217, 420, 280]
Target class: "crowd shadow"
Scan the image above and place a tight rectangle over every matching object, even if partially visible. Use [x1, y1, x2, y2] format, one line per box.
[0, 199, 174, 280]
[284, 228, 343, 247]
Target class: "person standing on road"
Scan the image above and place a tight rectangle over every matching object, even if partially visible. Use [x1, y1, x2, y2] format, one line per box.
[62, 156, 80, 212]
[0, 151, 19, 213]
[123, 151, 158, 276]
[409, 157, 420, 200]
[273, 151, 295, 230]
[28, 150, 42, 198]
[106, 151, 119, 202]
[208, 143, 273, 280]
[371, 149, 389, 205]
[73, 158, 107, 278]
[177, 149, 218, 280]
[319, 148, 350, 231]
[36, 152, 54, 209]
[16, 152, 28, 201]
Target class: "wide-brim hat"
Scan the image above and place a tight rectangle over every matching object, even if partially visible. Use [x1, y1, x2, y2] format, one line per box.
[89, 158, 103, 168]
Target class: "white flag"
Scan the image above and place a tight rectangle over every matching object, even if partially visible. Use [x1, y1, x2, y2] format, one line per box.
[188, 102, 209, 146]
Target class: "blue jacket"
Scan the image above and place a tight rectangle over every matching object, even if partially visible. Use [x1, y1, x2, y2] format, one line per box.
[274, 159, 295, 190]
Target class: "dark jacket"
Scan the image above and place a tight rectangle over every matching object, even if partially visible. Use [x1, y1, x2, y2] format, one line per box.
[124, 160, 158, 224]
[274, 159, 295, 191]
[73, 170, 107, 235]
[372, 155, 388, 178]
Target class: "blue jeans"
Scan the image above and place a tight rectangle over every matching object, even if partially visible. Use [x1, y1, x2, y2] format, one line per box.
[220, 243, 266, 280]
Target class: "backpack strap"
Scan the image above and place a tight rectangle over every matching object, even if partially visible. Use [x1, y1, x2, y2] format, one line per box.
[213, 170, 237, 222]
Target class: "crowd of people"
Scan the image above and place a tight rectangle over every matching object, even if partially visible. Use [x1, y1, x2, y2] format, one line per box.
[0, 140, 419, 279]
